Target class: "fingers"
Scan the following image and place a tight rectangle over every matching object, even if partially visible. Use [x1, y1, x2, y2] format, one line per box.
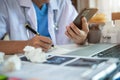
[82, 17, 89, 33]
[69, 23, 81, 35]
[65, 25, 86, 44]
[33, 39, 51, 51]
[65, 23, 80, 39]
[28, 35, 53, 52]
[65, 17, 89, 44]
[39, 36, 52, 45]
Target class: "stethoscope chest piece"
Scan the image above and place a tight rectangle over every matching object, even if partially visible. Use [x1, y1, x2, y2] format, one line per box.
[54, 23, 59, 31]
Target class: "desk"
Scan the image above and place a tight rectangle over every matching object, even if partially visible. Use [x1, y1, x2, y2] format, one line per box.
[1, 43, 118, 80]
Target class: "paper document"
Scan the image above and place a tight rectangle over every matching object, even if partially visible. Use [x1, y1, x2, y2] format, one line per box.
[47, 44, 87, 55]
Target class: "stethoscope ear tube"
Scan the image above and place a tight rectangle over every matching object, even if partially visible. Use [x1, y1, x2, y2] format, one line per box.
[53, 10, 59, 30]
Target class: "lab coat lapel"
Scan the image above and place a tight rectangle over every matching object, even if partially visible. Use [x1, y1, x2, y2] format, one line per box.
[19, 0, 37, 39]
[19, 0, 37, 31]
[26, 7, 37, 30]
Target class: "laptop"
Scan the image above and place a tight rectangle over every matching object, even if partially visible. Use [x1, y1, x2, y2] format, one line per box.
[21, 43, 120, 61]
[66, 43, 120, 59]
[92, 44, 120, 58]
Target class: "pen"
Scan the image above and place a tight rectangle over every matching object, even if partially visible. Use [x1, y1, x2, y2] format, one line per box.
[25, 24, 54, 47]
[25, 24, 39, 35]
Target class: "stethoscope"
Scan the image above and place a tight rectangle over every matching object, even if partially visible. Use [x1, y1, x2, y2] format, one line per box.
[23, 6, 59, 32]
[53, 9, 59, 31]
[37, 0, 59, 30]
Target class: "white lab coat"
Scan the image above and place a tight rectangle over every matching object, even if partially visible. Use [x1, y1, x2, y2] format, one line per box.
[0, 0, 78, 45]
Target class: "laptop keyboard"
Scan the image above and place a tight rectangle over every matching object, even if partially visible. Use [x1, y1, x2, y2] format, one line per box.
[92, 44, 120, 59]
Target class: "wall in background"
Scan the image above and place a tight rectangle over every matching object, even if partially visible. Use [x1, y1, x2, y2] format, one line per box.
[72, 0, 90, 13]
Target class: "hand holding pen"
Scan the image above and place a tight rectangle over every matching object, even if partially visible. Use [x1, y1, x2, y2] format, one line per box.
[25, 24, 54, 52]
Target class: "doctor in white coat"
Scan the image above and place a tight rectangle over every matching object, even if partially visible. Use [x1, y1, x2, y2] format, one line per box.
[0, 0, 89, 54]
